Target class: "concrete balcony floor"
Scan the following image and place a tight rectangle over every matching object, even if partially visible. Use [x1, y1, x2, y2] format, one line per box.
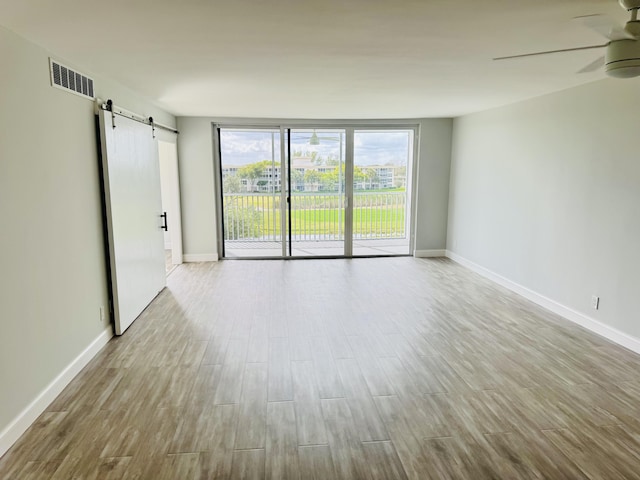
[224, 238, 410, 258]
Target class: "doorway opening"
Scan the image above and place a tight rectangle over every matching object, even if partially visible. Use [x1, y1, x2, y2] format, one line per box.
[158, 140, 183, 274]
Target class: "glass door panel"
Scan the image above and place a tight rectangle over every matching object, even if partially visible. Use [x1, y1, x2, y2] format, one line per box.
[352, 130, 413, 256]
[219, 128, 284, 258]
[288, 129, 346, 257]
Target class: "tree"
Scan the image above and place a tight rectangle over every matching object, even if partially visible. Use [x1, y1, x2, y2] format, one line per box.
[311, 151, 322, 165]
[291, 169, 304, 191]
[393, 166, 407, 189]
[364, 168, 379, 189]
[319, 165, 346, 192]
[223, 202, 263, 239]
[353, 166, 366, 189]
[304, 169, 321, 189]
[319, 169, 338, 191]
[238, 160, 271, 192]
[325, 155, 340, 166]
[238, 163, 263, 192]
[223, 174, 242, 193]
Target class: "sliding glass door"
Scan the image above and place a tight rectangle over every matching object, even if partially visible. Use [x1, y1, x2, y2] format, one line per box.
[352, 129, 413, 256]
[217, 124, 415, 259]
[219, 128, 284, 258]
[289, 129, 346, 257]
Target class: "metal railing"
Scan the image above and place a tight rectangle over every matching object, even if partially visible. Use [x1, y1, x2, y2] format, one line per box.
[223, 191, 406, 241]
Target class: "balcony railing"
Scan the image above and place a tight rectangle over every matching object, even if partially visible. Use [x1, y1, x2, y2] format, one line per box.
[223, 191, 406, 241]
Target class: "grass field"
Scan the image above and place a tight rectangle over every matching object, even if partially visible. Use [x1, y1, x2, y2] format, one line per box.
[223, 192, 407, 240]
[225, 206, 405, 239]
[288, 207, 404, 236]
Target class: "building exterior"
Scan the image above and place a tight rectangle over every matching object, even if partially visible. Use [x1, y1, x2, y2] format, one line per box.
[222, 159, 404, 192]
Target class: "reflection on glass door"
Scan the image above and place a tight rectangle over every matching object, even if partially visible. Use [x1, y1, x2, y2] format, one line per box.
[288, 129, 346, 257]
[219, 128, 284, 258]
[352, 130, 413, 256]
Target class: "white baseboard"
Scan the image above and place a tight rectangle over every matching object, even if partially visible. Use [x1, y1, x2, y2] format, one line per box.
[183, 253, 219, 262]
[414, 249, 446, 258]
[445, 250, 640, 355]
[0, 327, 113, 457]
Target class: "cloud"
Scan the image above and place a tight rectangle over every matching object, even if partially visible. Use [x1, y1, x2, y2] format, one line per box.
[220, 130, 281, 165]
[355, 131, 413, 165]
[220, 129, 413, 166]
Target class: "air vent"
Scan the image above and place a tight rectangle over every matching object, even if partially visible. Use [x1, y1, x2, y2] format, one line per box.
[49, 58, 95, 100]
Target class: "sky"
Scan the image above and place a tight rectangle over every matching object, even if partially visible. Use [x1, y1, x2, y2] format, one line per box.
[219, 129, 413, 167]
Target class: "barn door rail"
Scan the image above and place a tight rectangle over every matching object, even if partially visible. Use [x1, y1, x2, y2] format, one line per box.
[97, 98, 178, 136]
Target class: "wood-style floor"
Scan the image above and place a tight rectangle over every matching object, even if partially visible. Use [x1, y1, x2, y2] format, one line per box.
[2, 258, 640, 479]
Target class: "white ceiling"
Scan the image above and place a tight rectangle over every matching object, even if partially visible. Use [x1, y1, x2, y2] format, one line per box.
[0, 0, 633, 118]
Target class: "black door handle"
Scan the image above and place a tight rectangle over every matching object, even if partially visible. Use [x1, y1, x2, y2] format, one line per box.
[160, 212, 168, 231]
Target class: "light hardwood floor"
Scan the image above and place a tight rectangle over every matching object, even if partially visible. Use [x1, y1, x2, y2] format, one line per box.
[2, 257, 640, 479]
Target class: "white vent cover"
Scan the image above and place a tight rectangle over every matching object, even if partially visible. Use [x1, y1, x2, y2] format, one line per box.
[49, 58, 95, 100]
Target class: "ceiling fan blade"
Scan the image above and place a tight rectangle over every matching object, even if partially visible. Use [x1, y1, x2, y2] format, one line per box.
[577, 55, 605, 73]
[574, 14, 635, 40]
[493, 44, 607, 61]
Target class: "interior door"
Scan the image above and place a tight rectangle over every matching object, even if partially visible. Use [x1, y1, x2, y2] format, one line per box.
[98, 110, 166, 335]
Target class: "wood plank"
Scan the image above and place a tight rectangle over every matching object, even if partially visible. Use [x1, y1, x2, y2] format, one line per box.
[179, 340, 208, 367]
[362, 441, 408, 480]
[347, 336, 396, 396]
[268, 337, 293, 402]
[187, 364, 223, 408]
[291, 361, 328, 446]
[46, 366, 124, 413]
[213, 337, 249, 405]
[335, 358, 389, 442]
[373, 395, 431, 480]
[327, 336, 354, 359]
[88, 456, 132, 480]
[482, 431, 588, 479]
[158, 453, 200, 480]
[169, 403, 238, 454]
[202, 335, 230, 365]
[230, 449, 265, 480]
[247, 335, 269, 363]
[418, 435, 519, 479]
[265, 402, 300, 480]
[311, 336, 345, 399]
[544, 425, 640, 479]
[289, 336, 314, 361]
[235, 363, 268, 449]
[298, 445, 338, 480]
[320, 398, 370, 480]
[13, 461, 60, 480]
[158, 366, 199, 409]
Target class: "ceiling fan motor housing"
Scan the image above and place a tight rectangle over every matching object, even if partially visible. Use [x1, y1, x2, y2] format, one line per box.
[606, 20, 640, 77]
[619, 0, 640, 10]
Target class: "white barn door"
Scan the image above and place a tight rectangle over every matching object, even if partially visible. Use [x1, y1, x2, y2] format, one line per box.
[98, 110, 166, 335]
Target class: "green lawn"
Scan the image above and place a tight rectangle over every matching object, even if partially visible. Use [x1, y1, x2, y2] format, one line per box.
[225, 206, 405, 238]
[290, 207, 405, 236]
[223, 192, 407, 240]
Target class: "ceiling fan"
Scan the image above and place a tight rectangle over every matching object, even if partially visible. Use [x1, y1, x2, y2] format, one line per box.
[494, 0, 640, 78]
